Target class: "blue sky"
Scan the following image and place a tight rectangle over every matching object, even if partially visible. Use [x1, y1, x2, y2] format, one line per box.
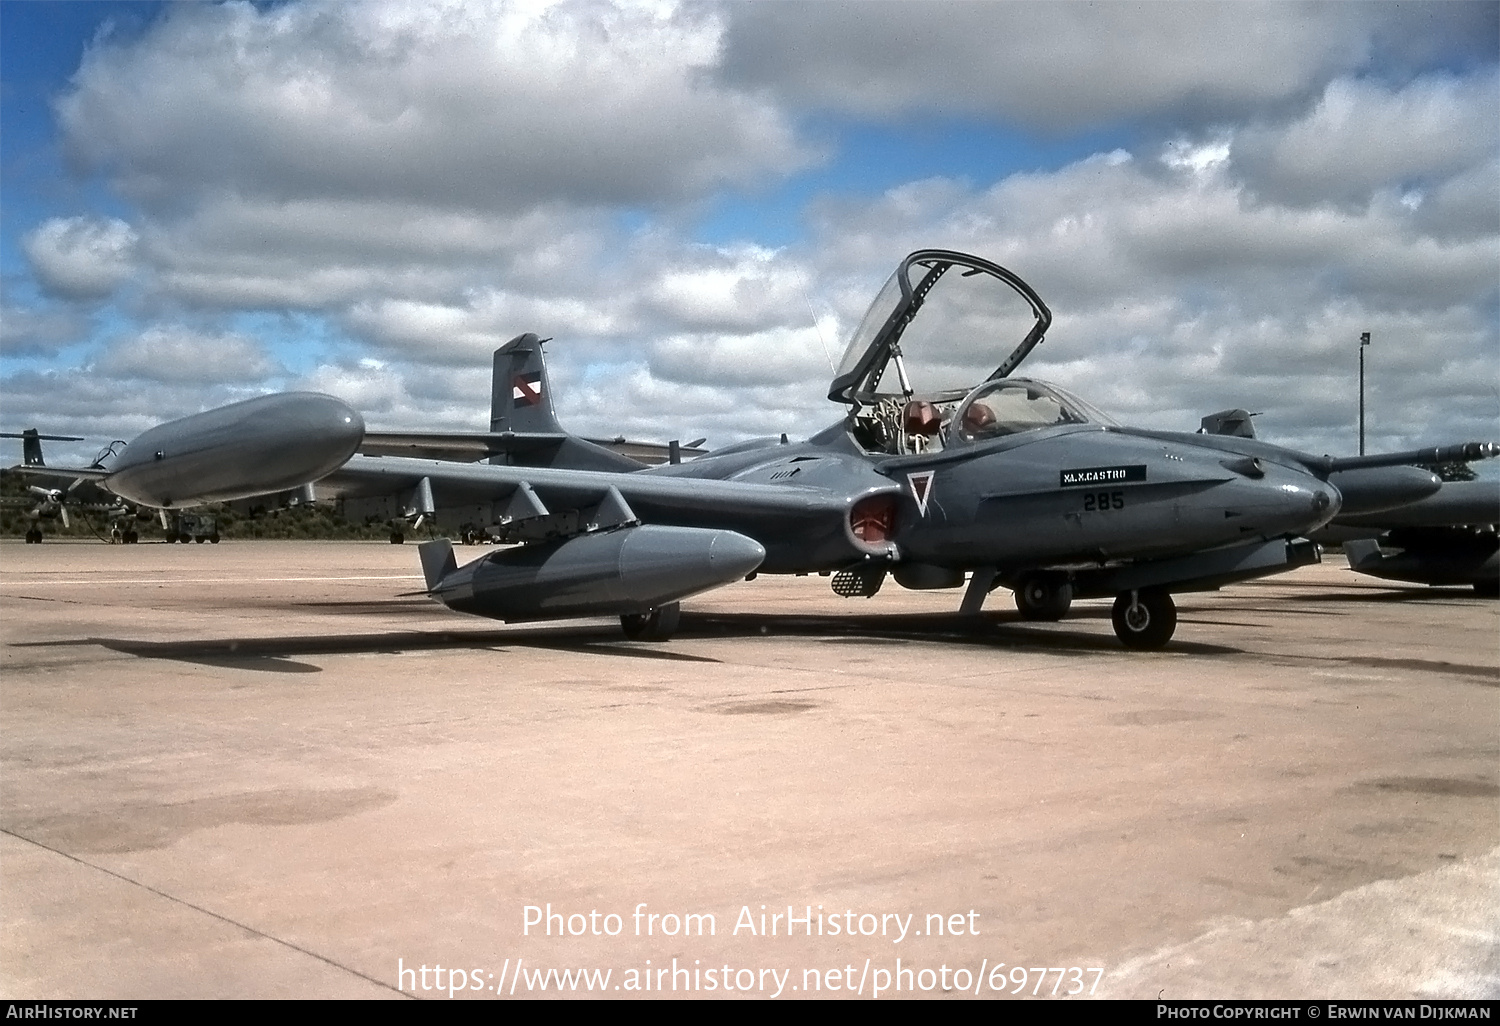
[1, 0, 1496, 464]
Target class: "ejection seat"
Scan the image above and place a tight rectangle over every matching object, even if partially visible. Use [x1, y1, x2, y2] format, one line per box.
[902, 400, 944, 454]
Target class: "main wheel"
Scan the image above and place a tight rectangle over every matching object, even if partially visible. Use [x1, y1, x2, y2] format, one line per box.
[621, 603, 681, 641]
[389, 532, 405, 544]
[1111, 589, 1177, 650]
[1014, 574, 1073, 621]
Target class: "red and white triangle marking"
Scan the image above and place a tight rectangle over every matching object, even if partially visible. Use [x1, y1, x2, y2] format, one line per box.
[907, 471, 935, 517]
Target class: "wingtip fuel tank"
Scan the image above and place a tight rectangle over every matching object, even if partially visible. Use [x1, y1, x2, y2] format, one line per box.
[104, 392, 365, 508]
[422, 524, 766, 622]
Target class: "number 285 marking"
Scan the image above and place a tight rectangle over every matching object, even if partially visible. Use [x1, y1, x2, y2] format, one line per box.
[1083, 490, 1125, 511]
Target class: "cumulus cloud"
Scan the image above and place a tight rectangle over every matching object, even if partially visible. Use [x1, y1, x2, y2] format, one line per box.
[0, 366, 274, 453]
[21, 217, 139, 300]
[719, 1, 1388, 128]
[57, 0, 811, 213]
[1232, 71, 1500, 210]
[0, 304, 91, 358]
[93, 326, 281, 383]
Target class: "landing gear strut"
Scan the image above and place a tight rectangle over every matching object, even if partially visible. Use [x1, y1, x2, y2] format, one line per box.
[1111, 589, 1177, 649]
[621, 603, 681, 641]
[1014, 573, 1072, 621]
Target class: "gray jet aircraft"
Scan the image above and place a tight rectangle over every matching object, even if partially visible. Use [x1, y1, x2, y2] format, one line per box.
[1198, 410, 1499, 596]
[14, 250, 1495, 647]
[310, 249, 1495, 648]
[1336, 482, 1499, 596]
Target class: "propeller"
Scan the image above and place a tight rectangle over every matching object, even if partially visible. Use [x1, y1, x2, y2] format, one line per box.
[26, 486, 70, 528]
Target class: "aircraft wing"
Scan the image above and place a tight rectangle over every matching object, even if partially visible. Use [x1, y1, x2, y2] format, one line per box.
[320, 454, 862, 524]
[358, 431, 572, 462]
[358, 431, 708, 465]
[8, 464, 112, 486]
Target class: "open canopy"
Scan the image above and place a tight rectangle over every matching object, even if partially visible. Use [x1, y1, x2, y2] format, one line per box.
[827, 249, 1052, 406]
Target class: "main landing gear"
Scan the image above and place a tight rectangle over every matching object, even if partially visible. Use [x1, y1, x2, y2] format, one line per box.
[621, 603, 681, 641]
[1013, 573, 1072, 621]
[1111, 589, 1177, 650]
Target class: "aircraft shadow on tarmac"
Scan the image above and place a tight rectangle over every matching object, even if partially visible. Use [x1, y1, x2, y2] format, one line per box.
[13, 606, 1242, 674]
[18, 629, 723, 673]
[668, 608, 1241, 657]
[1289, 585, 1495, 605]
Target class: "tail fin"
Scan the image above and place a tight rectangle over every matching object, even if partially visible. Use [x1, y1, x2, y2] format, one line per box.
[2, 429, 87, 467]
[486, 332, 647, 472]
[491, 333, 562, 434]
[418, 539, 457, 591]
[21, 429, 44, 466]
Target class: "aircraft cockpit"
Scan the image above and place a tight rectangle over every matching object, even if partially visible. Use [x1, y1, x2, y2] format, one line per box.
[828, 249, 1083, 455]
[948, 378, 1117, 444]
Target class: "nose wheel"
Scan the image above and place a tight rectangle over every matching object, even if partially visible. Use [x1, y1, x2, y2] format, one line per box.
[1111, 589, 1176, 649]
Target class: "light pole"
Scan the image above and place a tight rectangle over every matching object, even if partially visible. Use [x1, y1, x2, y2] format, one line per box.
[1359, 331, 1370, 456]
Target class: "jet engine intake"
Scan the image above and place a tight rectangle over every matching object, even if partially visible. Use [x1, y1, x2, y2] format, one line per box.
[847, 494, 899, 551]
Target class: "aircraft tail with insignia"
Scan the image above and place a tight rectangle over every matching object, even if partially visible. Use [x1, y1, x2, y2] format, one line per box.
[477, 333, 642, 471]
[356, 333, 705, 471]
[491, 333, 563, 434]
[1, 428, 85, 467]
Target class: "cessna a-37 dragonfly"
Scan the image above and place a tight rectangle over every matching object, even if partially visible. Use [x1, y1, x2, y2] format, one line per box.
[21, 249, 1496, 648]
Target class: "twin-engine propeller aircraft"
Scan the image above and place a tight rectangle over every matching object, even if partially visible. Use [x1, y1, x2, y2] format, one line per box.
[11, 249, 1495, 647]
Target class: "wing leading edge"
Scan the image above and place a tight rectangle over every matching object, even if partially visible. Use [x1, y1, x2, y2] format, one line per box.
[319, 454, 899, 573]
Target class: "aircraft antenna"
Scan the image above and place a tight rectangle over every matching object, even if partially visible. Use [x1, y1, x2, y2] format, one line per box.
[793, 266, 836, 374]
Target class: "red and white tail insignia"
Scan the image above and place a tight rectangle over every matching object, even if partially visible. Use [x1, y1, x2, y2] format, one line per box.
[907, 471, 935, 516]
[511, 373, 543, 406]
